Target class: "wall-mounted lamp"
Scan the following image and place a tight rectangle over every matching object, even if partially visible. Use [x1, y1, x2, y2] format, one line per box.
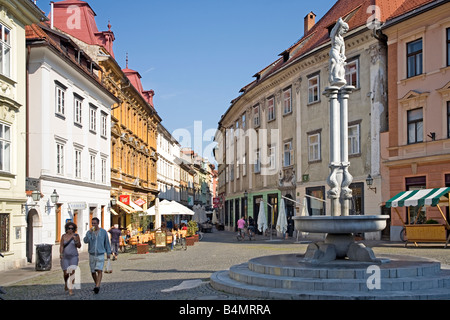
[46, 189, 60, 209]
[365, 174, 377, 193]
[50, 189, 59, 204]
[110, 197, 117, 206]
[31, 190, 42, 202]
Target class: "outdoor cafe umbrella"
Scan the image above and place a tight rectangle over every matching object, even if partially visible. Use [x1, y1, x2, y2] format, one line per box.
[200, 205, 208, 223]
[211, 209, 218, 224]
[145, 200, 194, 216]
[257, 201, 268, 233]
[155, 198, 161, 230]
[192, 204, 199, 222]
[276, 198, 288, 235]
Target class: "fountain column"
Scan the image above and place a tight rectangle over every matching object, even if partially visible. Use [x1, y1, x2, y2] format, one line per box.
[324, 86, 341, 217]
[293, 17, 389, 263]
[339, 85, 355, 216]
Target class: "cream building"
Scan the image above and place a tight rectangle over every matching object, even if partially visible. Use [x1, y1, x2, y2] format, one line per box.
[217, 0, 412, 239]
[0, 0, 46, 271]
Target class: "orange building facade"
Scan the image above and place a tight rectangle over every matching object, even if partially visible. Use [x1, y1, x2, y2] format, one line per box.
[50, 0, 160, 229]
[381, 0, 450, 240]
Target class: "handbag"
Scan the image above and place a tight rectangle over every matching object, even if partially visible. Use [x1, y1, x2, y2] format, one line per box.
[105, 258, 112, 273]
[63, 237, 74, 248]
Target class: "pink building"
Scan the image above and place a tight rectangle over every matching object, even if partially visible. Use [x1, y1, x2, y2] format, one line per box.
[381, 0, 450, 240]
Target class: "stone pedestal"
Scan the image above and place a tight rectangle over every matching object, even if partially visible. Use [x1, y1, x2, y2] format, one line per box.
[293, 215, 389, 263]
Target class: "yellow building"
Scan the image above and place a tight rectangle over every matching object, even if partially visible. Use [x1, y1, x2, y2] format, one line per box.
[50, 0, 160, 230]
[109, 59, 161, 229]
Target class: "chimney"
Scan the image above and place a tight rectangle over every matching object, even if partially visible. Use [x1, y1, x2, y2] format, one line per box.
[304, 11, 316, 34]
[50, 1, 54, 29]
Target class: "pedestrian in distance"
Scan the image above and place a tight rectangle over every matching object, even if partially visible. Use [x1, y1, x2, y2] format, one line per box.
[108, 224, 121, 260]
[237, 216, 246, 239]
[83, 217, 111, 294]
[60, 222, 81, 296]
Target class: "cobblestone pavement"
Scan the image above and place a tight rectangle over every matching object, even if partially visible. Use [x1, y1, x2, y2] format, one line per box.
[2, 230, 450, 301]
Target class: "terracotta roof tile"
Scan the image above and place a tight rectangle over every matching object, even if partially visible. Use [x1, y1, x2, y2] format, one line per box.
[236, 0, 437, 97]
[26, 23, 102, 85]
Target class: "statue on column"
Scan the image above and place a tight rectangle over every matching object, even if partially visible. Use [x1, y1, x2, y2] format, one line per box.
[329, 18, 349, 87]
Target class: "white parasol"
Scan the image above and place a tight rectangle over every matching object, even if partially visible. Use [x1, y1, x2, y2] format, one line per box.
[276, 198, 288, 234]
[257, 201, 268, 233]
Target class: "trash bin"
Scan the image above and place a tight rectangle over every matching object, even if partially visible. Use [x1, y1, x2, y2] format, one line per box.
[35, 244, 53, 271]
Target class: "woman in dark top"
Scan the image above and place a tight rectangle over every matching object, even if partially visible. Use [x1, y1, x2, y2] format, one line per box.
[60, 222, 81, 295]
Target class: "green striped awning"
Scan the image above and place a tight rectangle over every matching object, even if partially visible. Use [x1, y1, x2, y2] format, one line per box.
[386, 188, 450, 208]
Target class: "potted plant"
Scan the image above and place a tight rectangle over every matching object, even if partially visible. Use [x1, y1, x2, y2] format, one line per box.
[186, 220, 198, 245]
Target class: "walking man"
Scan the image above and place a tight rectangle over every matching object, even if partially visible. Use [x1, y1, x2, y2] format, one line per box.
[108, 224, 121, 260]
[83, 217, 111, 294]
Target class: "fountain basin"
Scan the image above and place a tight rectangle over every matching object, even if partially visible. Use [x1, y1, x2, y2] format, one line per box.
[293, 215, 389, 234]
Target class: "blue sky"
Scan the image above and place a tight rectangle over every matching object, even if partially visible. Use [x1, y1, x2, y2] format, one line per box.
[42, 0, 336, 162]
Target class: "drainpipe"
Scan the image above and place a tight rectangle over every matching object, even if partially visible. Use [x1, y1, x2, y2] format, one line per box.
[26, 45, 31, 178]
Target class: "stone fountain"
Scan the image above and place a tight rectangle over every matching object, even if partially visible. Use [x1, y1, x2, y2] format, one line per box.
[210, 18, 450, 299]
[292, 17, 389, 264]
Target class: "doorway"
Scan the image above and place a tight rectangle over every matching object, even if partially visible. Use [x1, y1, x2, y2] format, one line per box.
[26, 209, 39, 263]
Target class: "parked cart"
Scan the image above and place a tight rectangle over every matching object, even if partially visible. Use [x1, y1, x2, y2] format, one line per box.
[386, 187, 450, 248]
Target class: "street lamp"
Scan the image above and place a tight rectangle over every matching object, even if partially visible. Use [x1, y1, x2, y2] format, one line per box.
[111, 197, 117, 206]
[50, 189, 59, 204]
[366, 174, 377, 193]
[46, 189, 60, 210]
[31, 190, 42, 202]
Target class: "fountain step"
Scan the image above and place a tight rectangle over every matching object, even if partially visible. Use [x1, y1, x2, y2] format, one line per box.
[229, 263, 450, 292]
[248, 254, 443, 280]
[210, 254, 450, 300]
[211, 269, 450, 300]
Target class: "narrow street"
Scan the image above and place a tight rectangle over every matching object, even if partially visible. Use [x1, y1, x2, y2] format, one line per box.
[2, 230, 301, 300]
[2, 230, 450, 301]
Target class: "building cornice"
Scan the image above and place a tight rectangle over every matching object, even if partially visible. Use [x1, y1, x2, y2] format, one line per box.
[220, 25, 371, 126]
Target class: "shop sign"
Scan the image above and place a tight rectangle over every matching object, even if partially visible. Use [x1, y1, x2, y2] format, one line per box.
[134, 198, 146, 207]
[119, 195, 130, 205]
[69, 202, 87, 210]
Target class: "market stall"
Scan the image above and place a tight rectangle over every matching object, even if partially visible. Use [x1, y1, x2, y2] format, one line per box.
[386, 187, 450, 247]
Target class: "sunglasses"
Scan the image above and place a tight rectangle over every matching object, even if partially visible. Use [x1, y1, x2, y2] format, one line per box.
[68, 227, 75, 230]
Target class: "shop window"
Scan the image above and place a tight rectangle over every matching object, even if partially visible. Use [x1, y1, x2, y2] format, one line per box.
[306, 186, 326, 216]
[0, 213, 9, 252]
[405, 176, 426, 224]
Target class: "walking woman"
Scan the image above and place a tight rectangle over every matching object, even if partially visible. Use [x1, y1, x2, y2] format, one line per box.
[60, 222, 81, 295]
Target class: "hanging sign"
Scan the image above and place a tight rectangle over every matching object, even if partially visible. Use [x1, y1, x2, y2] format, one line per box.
[134, 198, 146, 207]
[119, 195, 130, 205]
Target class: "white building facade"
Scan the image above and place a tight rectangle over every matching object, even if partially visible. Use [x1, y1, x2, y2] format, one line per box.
[26, 24, 118, 259]
[157, 124, 181, 202]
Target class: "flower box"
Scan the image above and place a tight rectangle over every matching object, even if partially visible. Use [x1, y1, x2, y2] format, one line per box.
[186, 237, 195, 246]
[137, 243, 149, 254]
